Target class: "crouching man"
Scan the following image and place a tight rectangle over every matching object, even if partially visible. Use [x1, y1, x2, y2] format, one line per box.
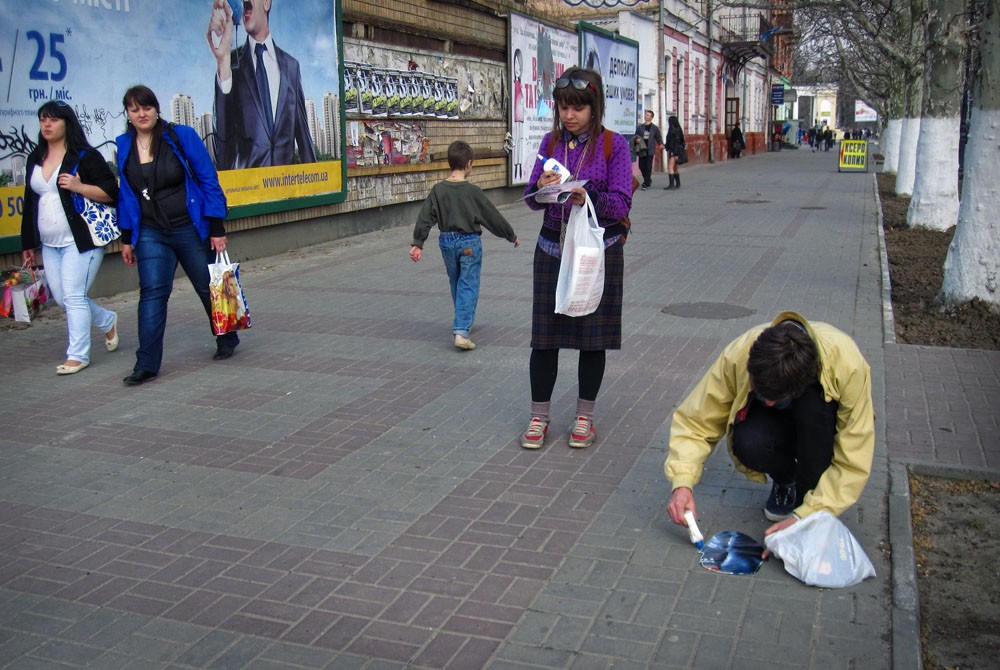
[664, 311, 875, 538]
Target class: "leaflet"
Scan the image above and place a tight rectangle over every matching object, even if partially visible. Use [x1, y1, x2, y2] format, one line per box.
[526, 180, 588, 204]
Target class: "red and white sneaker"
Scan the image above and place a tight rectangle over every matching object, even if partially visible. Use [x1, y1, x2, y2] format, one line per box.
[521, 417, 548, 449]
[568, 416, 595, 448]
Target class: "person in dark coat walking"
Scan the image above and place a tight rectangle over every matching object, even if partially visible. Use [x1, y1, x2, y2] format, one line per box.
[632, 111, 663, 190]
[729, 121, 745, 159]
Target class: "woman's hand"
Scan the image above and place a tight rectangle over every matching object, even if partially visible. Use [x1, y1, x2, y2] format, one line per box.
[210, 236, 227, 253]
[536, 170, 562, 189]
[57, 172, 83, 194]
[121, 244, 136, 266]
[22, 249, 35, 265]
[566, 187, 586, 206]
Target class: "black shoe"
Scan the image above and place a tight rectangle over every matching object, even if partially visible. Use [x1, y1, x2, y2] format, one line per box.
[123, 370, 158, 386]
[764, 481, 797, 521]
[212, 346, 237, 361]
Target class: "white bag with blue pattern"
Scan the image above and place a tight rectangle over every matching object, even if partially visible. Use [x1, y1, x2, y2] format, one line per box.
[70, 151, 120, 246]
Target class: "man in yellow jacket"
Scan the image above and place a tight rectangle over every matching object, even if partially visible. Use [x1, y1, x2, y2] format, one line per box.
[664, 311, 875, 537]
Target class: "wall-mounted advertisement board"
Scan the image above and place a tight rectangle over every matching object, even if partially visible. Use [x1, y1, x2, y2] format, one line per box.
[0, 0, 346, 253]
[578, 22, 639, 137]
[508, 12, 579, 186]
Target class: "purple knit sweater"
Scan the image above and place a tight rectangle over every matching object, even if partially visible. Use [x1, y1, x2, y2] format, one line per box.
[524, 129, 633, 256]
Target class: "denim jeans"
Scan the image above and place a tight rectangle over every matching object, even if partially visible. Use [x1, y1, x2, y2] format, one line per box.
[438, 232, 482, 337]
[41, 244, 115, 365]
[134, 224, 238, 373]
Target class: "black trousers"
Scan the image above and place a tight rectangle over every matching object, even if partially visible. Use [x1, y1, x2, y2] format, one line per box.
[637, 154, 653, 187]
[731, 382, 837, 506]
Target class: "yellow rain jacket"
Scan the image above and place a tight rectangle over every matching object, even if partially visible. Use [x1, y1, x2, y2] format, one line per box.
[664, 311, 875, 518]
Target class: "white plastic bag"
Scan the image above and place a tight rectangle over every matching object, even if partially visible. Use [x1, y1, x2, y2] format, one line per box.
[764, 511, 875, 588]
[554, 195, 605, 317]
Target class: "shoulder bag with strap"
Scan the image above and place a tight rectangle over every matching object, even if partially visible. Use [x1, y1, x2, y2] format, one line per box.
[545, 129, 639, 243]
[70, 150, 120, 246]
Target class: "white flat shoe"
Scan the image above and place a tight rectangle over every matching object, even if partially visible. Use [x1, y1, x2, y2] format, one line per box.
[56, 361, 89, 375]
[105, 312, 119, 352]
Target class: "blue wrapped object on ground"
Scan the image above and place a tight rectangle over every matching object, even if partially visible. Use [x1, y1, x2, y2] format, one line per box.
[699, 531, 765, 575]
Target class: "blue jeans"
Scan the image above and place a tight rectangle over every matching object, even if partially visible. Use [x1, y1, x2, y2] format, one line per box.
[134, 225, 237, 373]
[41, 244, 116, 365]
[438, 232, 482, 337]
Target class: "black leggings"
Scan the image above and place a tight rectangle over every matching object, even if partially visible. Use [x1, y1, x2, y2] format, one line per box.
[731, 382, 838, 505]
[530, 349, 606, 402]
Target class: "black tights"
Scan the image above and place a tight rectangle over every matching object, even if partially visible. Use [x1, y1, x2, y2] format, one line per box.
[530, 349, 606, 402]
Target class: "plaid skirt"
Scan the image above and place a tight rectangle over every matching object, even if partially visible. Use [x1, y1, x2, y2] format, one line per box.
[531, 243, 623, 350]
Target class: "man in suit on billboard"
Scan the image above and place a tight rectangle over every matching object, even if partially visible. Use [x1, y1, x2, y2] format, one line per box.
[207, 0, 317, 169]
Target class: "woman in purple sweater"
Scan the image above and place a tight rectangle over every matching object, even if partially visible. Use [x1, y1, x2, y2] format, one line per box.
[521, 67, 633, 450]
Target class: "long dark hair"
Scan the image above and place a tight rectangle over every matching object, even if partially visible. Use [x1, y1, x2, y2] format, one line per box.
[668, 115, 684, 137]
[122, 84, 167, 152]
[550, 66, 605, 162]
[30, 101, 92, 163]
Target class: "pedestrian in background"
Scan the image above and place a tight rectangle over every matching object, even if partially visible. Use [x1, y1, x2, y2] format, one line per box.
[522, 66, 632, 450]
[115, 85, 235, 386]
[729, 121, 745, 159]
[663, 115, 685, 190]
[632, 110, 662, 190]
[20, 100, 120, 375]
[409, 140, 520, 351]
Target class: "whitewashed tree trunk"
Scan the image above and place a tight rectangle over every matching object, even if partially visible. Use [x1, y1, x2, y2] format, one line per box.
[940, 1, 1000, 309]
[881, 118, 902, 172]
[895, 0, 927, 196]
[894, 115, 920, 195]
[907, 0, 965, 230]
[881, 66, 906, 172]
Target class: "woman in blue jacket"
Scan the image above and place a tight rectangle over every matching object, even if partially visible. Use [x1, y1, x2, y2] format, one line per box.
[116, 85, 238, 386]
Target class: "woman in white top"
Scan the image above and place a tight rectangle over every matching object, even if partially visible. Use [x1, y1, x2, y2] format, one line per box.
[20, 101, 120, 375]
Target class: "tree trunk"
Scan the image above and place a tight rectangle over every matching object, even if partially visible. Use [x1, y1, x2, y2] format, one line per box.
[895, 0, 927, 196]
[881, 65, 907, 172]
[907, 0, 965, 230]
[940, 0, 1000, 309]
[894, 79, 922, 196]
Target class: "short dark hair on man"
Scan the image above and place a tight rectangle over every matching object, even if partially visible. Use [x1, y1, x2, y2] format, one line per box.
[645, 110, 654, 118]
[747, 322, 820, 401]
[448, 141, 473, 170]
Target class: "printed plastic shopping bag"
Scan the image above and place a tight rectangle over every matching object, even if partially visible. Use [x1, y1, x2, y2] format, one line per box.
[2, 264, 48, 323]
[764, 511, 876, 588]
[554, 194, 605, 317]
[208, 251, 252, 335]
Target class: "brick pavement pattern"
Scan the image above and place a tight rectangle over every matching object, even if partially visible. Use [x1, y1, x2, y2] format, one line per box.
[0, 147, 909, 669]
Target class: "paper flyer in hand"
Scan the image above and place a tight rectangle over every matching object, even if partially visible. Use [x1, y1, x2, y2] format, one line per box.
[527, 180, 588, 204]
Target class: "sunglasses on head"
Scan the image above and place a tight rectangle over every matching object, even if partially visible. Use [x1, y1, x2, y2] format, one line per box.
[554, 77, 596, 94]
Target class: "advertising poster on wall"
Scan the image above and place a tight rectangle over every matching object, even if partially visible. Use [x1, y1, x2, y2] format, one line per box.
[0, 0, 346, 251]
[508, 12, 579, 186]
[579, 23, 639, 137]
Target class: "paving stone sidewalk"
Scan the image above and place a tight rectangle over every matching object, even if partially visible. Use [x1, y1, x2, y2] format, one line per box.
[0, 145, 942, 669]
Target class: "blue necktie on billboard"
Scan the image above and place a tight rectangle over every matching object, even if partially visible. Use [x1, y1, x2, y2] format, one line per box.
[255, 42, 274, 135]
[537, 99, 551, 117]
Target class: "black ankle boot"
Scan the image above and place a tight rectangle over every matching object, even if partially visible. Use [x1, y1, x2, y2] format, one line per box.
[663, 174, 676, 190]
[674, 174, 681, 188]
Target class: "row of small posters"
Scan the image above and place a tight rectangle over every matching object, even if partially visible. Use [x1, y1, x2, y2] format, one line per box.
[344, 62, 458, 118]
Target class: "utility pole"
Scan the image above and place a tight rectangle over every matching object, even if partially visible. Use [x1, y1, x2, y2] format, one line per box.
[657, 0, 665, 171]
[706, 0, 714, 162]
